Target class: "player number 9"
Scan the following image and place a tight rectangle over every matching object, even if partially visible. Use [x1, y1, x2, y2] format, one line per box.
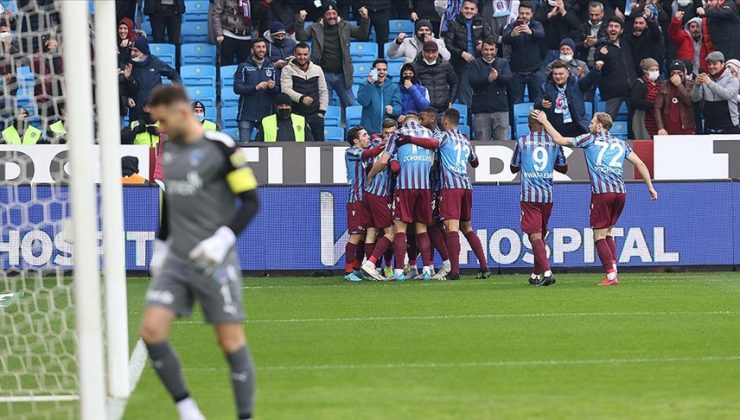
[533, 146, 548, 172]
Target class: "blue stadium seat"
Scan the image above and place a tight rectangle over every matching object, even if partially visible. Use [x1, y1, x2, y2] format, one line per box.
[141, 21, 152, 38]
[451, 103, 468, 125]
[221, 106, 239, 129]
[346, 105, 362, 127]
[181, 64, 216, 87]
[150, 43, 176, 67]
[594, 101, 606, 112]
[352, 61, 372, 84]
[181, 21, 208, 43]
[183, 0, 209, 22]
[611, 121, 628, 140]
[523, 85, 529, 102]
[185, 85, 216, 110]
[584, 102, 593, 118]
[350, 42, 378, 61]
[387, 61, 404, 79]
[458, 124, 471, 138]
[325, 126, 345, 142]
[220, 64, 239, 87]
[513, 102, 535, 125]
[615, 102, 629, 122]
[330, 91, 339, 107]
[516, 123, 530, 138]
[325, 106, 341, 127]
[181, 43, 216, 65]
[223, 127, 239, 140]
[389, 20, 414, 39]
[352, 84, 360, 99]
[221, 86, 240, 108]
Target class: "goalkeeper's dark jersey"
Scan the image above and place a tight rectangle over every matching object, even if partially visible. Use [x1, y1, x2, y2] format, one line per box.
[161, 131, 257, 258]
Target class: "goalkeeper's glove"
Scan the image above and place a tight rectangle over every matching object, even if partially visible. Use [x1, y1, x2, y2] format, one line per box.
[150, 239, 169, 277]
[188, 226, 236, 274]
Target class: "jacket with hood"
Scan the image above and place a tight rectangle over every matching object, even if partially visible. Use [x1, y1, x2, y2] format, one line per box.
[413, 55, 459, 111]
[704, 0, 740, 61]
[130, 54, 181, 121]
[540, 70, 601, 134]
[467, 56, 512, 114]
[263, 30, 297, 65]
[211, 0, 267, 39]
[388, 35, 451, 64]
[280, 58, 329, 116]
[399, 65, 431, 115]
[691, 67, 740, 129]
[234, 56, 280, 122]
[117, 17, 137, 64]
[295, 16, 370, 88]
[444, 13, 497, 73]
[357, 77, 402, 134]
[668, 16, 708, 73]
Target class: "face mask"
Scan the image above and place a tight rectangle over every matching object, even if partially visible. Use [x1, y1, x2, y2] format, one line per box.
[277, 108, 291, 119]
[559, 54, 573, 62]
[131, 54, 144, 62]
[195, 114, 205, 123]
[423, 58, 436, 66]
[647, 70, 660, 81]
[677, 0, 691, 6]
[548, 0, 558, 5]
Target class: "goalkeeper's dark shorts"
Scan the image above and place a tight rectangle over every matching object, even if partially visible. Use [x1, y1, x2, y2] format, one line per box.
[144, 251, 245, 324]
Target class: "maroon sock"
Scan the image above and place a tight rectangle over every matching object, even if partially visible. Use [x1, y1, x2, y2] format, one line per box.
[606, 236, 617, 265]
[370, 236, 392, 264]
[464, 231, 488, 271]
[393, 232, 407, 269]
[595, 239, 615, 274]
[428, 225, 450, 261]
[364, 242, 375, 265]
[531, 238, 550, 275]
[445, 231, 461, 276]
[417, 232, 433, 267]
[345, 242, 357, 274]
[353, 241, 365, 270]
[407, 234, 418, 263]
[384, 248, 393, 268]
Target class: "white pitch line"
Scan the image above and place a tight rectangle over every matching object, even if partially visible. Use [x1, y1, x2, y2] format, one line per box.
[108, 339, 148, 420]
[176, 310, 738, 325]
[183, 355, 740, 372]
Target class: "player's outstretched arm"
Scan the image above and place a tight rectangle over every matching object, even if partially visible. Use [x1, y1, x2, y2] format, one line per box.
[531, 110, 574, 147]
[368, 153, 391, 181]
[627, 152, 658, 200]
[401, 134, 440, 149]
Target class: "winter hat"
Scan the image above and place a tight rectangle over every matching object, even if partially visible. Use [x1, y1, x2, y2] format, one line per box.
[559, 37, 576, 51]
[640, 57, 659, 71]
[132, 37, 150, 55]
[668, 59, 686, 73]
[726, 59, 740, 72]
[423, 40, 438, 51]
[121, 156, 140, 177]
[118, 18, 137, 42]
[706, 51, 725, 63]
[275, 93, 292, 106]
[192, 101, 206, 112]
[322, 1, 338, 15]
[415, 19, 432, 32]
[270, 21, 287, 35]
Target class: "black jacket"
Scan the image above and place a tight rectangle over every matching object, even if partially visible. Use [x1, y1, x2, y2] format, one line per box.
[410, 0, 440, 22]
[359, 0, 391, 12]
[595, 39, 636, 100]
[413, 55, 459, 111]
[704, 1, 740, 60]
[502, 20, 546, 73]
[444, 14, 497, 73]
[534, 1, 582, 52]
[144, 0, 186, 15]
[624, 20, 665, 75]
[467, 57, 511, 114]
[576, 21, 607, 64]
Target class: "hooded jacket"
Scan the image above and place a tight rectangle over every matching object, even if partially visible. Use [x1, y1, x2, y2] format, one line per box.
[117, 18, 137, 64]
[413, 54, 459, 111]
[263, 30, 297, 65]
[129, 54, 181, 121]
[624, 19, 665, 76]
[668, 16, 708, 73]
[234, 56, 280, 122]
[357, 77, 402, 134]
[388, 35, 451, 64]
[399, 79, 431, 115]
[691, 67, 740, 129]
[295, 16, 370, 88]
[704, 0, 740, 61]
[280, 58, 329, 116]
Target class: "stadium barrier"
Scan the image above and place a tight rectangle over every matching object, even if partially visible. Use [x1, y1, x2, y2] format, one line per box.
[2, 181, 738, 272]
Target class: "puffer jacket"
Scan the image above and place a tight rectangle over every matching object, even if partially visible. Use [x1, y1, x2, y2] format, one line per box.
[467, 57, 512, 114]
[280, 58, 329, 116]
[413, 55, 459, 111]
[399, 80, 431, 114]
[444, 14, 496, 73]
[144, 0, 185, 15]
[234, 57, 280, 122]
[211, 0, 267, 38]
[357, 77, 402, 134]
[691, 68, 740, 129]
[704, 0, 740, 60]
[129, 54, 180, 121]
[296, 17, 370, 88]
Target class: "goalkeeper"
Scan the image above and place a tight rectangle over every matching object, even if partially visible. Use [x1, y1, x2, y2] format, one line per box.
[140, 84, 260, 420]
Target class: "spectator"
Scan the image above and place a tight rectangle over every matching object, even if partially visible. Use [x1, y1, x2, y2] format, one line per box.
[296, 2, 369, 108]
[46, 101, 66, 143]
[388, 19, 451, 64]
[144, 0, 185, 46]
[0, 16, 18, 103]
[234, 38, 280, 142]
[576, 1, 607, 69]
[1, 107, 42, 144]
[128, 37, 181, 122]
[655, 60, 696, 135]
[444, 0, 496, 105]
[118, 62, 139, 121]
[410, 0, 442, 34]
[668, 12, 706, 75]
[192, 101, 217, 131]
[696, 0, 740, 60]
[264, 21, 295, 71]
[257, 0, 296, 34]
[502, 1, 546, 104]
[29, 34, 64, 131]
[352, 0, 391, 58]
[534, 0, 581, 65]
[357, 59, 402, 135]
[281, 42, 329, 141]
[116, 0, 136, 24]
[630, 58, 661, 139]
[121, 156, 148, 185]
[117, 17, 137, 64]
[547, 37, 589, 79]
[413, 41, 459, 113]
[726, 59, 740, 103]
[624, 13, 665, 76]
[691, 51, 740, 133]
[257, 93, 313, 141]
[540, 59, 602, 137]
[467, 38, 512, 141]
[441, 0, 464, 34]
[123, 118, 162, 147]
[398, 63, 431, 115]
[212, 0, 267, 66]
[595, 17, 636, 119]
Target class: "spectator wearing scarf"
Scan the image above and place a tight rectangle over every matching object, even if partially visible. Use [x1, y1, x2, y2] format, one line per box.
[539, 59, 601, 137]
[211, 0, 268, 65]
[630, 57, 661, 139]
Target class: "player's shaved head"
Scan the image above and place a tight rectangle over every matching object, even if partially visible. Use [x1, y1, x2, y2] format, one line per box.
[147, 84, 202, 142]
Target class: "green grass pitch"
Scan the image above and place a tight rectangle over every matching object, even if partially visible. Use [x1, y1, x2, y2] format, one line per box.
[122, 273, 740, 420]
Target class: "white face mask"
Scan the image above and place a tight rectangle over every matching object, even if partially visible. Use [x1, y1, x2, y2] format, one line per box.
[131, 54, 144, 62]
[559, 54, 573, 62]
[423, 58, 436, 66]
[195, 113, 205, 123]
[647, 70, 660, 81]
[677, 0, 691, 7]
[548, 0, 558, 6]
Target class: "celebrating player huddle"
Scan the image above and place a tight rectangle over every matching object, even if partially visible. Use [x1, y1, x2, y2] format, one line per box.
[342, 108, 657, 286]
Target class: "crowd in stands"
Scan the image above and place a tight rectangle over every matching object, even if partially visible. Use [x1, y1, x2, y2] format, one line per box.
[1, 0, 740, 146]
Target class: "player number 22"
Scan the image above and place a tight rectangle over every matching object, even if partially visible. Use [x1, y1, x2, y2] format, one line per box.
[594, 140, 624, 167]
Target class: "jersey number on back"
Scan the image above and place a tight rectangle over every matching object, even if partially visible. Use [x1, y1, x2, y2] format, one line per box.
[594, 140, 624, 167]
[453, 142, 470, 166]
[533, 146, 548, 171]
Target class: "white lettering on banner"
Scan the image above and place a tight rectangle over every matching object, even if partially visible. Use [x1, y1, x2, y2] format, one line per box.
[474, 146, 516, 182]
[489, 228, 520, 264]
[21, 231, 53, 266]
[305, 147, 321, 183]
[553, 228, 582, 264]
[320, 192, 347, 266]
[553, 148, 574, 182]
[0, 231, 21, 265]
[127, 231, 156, 266]
[620, 228, 652, 263]
[243, 147, 259, 163]
[53, 232, 73, 266]
[654, 227, 679, 262]
[333, 147, 348, 184]
[583, 228, 595, 263]
[654, 135, 738, 180]
[521, 234, 533, 265]
[268, 147, 283, 184]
